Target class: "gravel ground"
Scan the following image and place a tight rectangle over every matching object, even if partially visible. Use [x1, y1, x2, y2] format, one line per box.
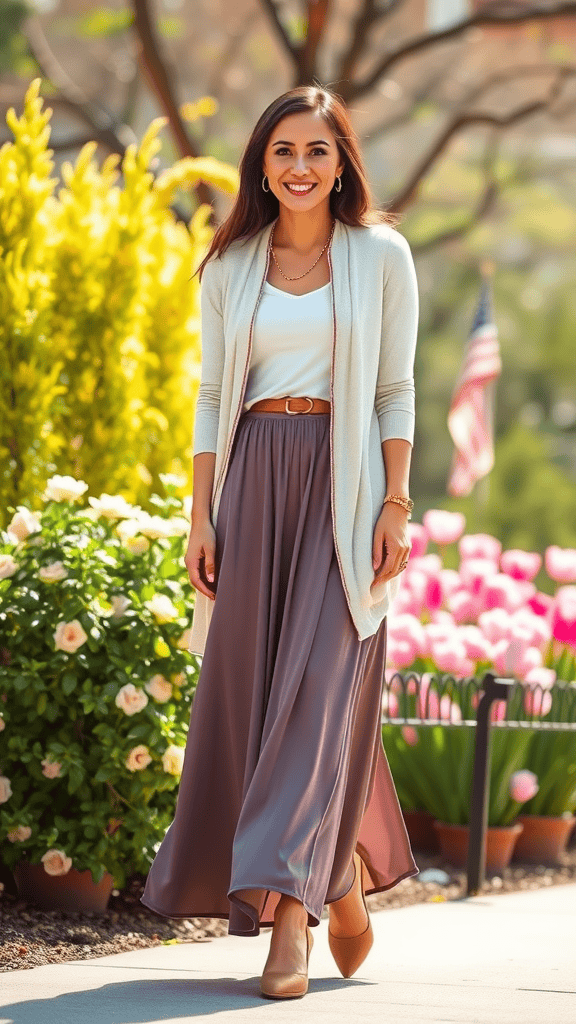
[2, 834, 576, 973]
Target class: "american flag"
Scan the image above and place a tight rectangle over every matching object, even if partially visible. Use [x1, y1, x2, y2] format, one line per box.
[447, 269, 502, 497]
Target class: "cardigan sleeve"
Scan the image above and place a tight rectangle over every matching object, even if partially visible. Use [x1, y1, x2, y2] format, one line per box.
[375, 229, 419, 446]
[193, 257, 225, 456]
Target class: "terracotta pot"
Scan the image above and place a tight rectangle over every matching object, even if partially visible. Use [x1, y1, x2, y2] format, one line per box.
[402, 808, 441, 853]
[512, 814, 576, 864]
[13, 860, 114, 913]
[433, 820, 524, 874]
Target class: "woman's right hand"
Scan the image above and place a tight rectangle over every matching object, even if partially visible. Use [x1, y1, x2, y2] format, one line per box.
[184, 520, 217, 600]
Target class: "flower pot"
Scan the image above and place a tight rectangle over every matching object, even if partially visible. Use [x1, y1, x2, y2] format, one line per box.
[13, 860, 114, 913]
[402, 808, 441, 853]
[433, 820, 524, 874]
[512, 814, 576, 864]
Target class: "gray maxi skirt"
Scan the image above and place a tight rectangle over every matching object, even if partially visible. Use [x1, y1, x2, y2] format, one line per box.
[140, 409, 419, 936]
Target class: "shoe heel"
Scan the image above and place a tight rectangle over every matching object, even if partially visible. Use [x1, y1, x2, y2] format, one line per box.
[328, 853, 374, 979]
[260, 923, 313, 999]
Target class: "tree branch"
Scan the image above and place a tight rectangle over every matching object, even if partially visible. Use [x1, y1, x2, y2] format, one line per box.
[343, 1, 576, 102]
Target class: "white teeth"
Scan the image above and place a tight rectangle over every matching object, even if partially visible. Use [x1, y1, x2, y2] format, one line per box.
[286, 183, 314, 193]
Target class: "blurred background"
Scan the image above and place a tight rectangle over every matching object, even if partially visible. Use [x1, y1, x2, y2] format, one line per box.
[1, 0, 576, 551]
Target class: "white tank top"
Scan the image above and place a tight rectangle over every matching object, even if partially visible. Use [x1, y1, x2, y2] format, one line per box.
[243, 279, 332, 411]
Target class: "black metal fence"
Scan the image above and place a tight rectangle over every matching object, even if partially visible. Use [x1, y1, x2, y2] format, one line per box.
[381, 670, 576, 895]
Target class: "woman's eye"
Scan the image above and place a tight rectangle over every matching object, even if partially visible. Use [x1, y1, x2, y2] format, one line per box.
[274, 148, 327, 156]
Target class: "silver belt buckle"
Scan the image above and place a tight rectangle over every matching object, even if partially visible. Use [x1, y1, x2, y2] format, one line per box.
[285, 396, 314, 414]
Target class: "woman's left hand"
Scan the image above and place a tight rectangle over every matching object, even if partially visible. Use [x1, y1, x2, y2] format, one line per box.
[370, 502, 411, 587]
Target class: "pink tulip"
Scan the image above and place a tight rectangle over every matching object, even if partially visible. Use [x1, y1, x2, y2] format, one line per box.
[492, 638, 543, 678]
[458, 625, 493, 662]
[509, 608, 552, 648]
[401, 725, 419, 746]
[428, 609, 456, 625]
[509, 769, 539, 803]
[388, 612, 428, 651]
[417, 684, 463, 722]
[423, 509, 466, 546]
[423, 574, 444, 612]
[545, 545, 576, 583]
[459, 558, 499, 596]
[410, 553, 443, 578]
[407, 522, 428, 558]
[447, 588, 484, 623]
[524, 686, 553, 718]
[550, 586, 576, 650]
[392, 587, 423, 617]
[439, 569, 462, 599]
[500, 549, 542, 581]
[524, 666, 556, 688]
[387, 637, 418, 669]
[480, 573, 527, 614]
[478, 606, 515, 644]
[528, 591, 554, 617]
[459, 533, 502, 563]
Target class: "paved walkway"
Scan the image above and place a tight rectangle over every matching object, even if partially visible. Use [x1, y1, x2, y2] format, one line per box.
[2, 882, 575, 1024]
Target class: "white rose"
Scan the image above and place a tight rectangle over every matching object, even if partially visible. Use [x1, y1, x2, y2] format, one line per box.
[7, 825, 32, 842]
[115, 683, 149, 716]
[0, 775, 13, 803]
[41, 848, 72, 875]
[111, 595, 131, 618]
[167, 516, 191, 537]
[116, 518, 141, 541]
[38, 561, 68, 583]
[159, 472, 187, 490]
[125, 744, 152, 771]
[88, 493, 138, 521]
[177, 628, 192, 650]
[136, 513, 174, 540]
[54, 620, 88, 653]
[144, 674, 173, 703]
[41, 758, 62, 779]
[42, 474, 89, 503]
[124, 534, 150, 555]
[162, 744, 185, 776]
[7, 507, 42, 542]
[0, 555, 18, 580]
[144, 593, 178, 623]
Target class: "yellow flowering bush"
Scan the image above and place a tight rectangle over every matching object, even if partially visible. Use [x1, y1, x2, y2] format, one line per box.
[0, 475, 201, 887]
[0, 78, 239, 524]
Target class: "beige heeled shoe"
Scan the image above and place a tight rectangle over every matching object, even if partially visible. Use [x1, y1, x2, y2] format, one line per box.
[260, 920, 314, 999]
[328, 850, 373, 978]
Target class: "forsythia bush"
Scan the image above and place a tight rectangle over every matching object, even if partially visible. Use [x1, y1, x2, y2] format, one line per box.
[0, 474, 200, 887]
[0, 78, 239, 525]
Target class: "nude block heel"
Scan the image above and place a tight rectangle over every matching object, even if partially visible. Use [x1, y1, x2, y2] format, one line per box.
[260, 923, 314, 999]
[328, 851, 374, 978]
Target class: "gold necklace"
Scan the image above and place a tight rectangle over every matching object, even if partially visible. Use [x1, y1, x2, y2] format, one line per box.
[271, 218, 335, 281]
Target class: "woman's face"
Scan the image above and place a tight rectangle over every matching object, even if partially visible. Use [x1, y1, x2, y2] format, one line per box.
[262, 109, 345, 213]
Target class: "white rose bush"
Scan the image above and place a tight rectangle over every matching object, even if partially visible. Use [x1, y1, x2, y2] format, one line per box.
[0, 473, 198, 888]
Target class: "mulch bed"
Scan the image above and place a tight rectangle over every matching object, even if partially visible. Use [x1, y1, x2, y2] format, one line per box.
[2, 835, 576, 972]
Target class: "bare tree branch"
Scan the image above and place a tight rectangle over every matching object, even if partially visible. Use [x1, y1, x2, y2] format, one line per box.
[130, 0, 214, 211]
[389, 66, 573, 212]
[335, 0, 403, 86]
[341, 1, 576, 102]
[259, 0, 302, 67]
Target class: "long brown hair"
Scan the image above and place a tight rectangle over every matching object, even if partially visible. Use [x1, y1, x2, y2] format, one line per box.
[194, 85, 400, 282]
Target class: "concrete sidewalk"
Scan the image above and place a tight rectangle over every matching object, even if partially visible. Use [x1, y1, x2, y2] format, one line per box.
[1, 882, 575, 1024]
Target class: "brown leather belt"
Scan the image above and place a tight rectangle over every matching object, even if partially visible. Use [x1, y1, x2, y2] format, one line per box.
[249, 396, 331, 414]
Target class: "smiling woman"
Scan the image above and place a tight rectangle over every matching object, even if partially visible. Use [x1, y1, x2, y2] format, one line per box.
[141, 85, 419, 1000]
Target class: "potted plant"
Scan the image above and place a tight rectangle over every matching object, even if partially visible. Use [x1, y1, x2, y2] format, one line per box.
[0, 474, 198, 912]
[511, 730, 576, 863]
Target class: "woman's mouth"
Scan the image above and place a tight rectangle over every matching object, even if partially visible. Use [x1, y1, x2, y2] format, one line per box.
[283, 182, 317, 196]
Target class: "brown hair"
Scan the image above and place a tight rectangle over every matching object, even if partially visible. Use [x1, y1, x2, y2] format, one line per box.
[194, 85, 400, 281]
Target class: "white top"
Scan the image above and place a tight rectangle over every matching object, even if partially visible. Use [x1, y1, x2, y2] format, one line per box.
[243, 279, 332, 411]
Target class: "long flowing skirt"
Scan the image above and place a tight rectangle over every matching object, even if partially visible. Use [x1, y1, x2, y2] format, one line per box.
[140, 409, 418, 936]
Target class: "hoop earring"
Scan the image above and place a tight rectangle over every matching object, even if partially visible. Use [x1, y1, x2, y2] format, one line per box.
[262, 174, 270, 192]
[334, 174, 342, 192]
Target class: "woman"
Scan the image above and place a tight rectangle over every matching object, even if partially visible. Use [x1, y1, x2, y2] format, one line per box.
[140, 85, 420, 999]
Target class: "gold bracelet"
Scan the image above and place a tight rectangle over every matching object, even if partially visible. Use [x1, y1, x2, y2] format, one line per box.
[383, 494, 414, 519]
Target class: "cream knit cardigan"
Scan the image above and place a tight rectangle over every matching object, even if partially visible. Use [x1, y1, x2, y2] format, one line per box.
[187, 215, 419, 656]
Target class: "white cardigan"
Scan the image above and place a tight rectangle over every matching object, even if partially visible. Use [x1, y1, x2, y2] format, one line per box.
[188, 215, 419, 656]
